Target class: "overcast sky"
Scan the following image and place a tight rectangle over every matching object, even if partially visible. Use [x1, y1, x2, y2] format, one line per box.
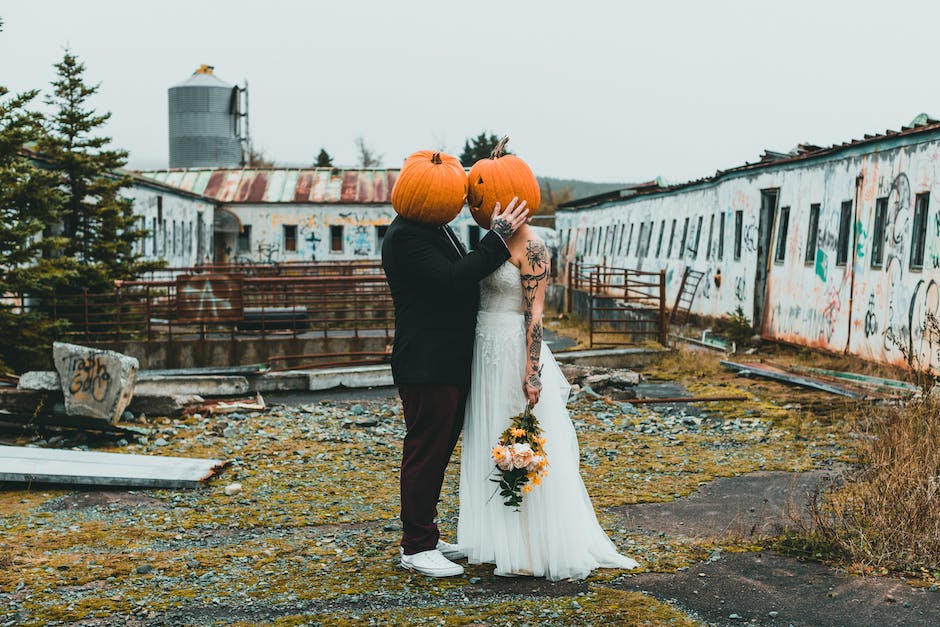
[2, 1, 938, 184]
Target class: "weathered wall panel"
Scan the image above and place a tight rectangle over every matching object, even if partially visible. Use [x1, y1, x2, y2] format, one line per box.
[557, 130, 940, 370]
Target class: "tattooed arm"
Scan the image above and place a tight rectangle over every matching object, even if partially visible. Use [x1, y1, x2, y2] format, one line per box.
[520, 237, 549, 407]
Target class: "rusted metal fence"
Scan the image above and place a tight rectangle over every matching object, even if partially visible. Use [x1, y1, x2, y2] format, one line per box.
[566, 259, 667, 347]
[46, 272, 393, 345]
[144, 260, 384, 280]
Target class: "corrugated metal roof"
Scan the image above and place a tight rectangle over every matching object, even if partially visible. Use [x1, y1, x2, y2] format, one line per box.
[138, 168, 400, 204]
[559, 115, 940, 210]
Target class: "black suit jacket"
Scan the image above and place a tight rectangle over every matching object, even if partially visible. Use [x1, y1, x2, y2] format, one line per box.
[381, 216, 510, 386]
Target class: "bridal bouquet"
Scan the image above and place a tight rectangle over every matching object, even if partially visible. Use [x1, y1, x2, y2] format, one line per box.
[491, 405, 549, 508]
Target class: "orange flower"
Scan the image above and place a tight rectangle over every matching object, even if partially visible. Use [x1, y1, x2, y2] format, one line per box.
[522, 484, 533, 494]
[510, 428, 526, 439]
[529, 473, 542, 486]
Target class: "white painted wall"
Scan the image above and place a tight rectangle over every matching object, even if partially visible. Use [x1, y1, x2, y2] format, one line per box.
[557, 134, 940, 370]
[125, 184, 216, 268]
[216, 203, 483, 263]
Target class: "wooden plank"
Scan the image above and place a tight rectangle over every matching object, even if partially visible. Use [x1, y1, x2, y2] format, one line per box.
[0, 445, 228, 488]
[720, 360, 868, 399]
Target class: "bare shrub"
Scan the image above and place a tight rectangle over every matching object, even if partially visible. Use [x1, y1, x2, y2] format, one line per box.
[806, 401, 940, 572]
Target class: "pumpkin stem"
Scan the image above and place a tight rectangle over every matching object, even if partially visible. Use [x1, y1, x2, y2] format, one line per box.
[431, 152, 442, 164]
[490, 136, 510, 159]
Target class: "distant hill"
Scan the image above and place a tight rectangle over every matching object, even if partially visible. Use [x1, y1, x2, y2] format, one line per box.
[537, 177, 629, 203]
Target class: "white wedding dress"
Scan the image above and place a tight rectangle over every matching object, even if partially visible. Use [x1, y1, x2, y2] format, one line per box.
[457, 261, 639, 580]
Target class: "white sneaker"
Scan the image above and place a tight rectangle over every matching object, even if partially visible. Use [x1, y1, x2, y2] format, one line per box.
[400, 549, 464, 577]
[436, 540, 466, 561]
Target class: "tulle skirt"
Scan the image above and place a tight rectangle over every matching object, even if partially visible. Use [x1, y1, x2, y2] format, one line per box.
[457, 310, 639, 580]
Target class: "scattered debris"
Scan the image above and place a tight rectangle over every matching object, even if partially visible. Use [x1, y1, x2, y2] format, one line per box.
[624, 395, 749, 405]
[224, 482, 243, 496]
[720, 360, 868, 399]
[560, 365, 642, 400]
[786, 365, 918, 394]
[0, 445, 228, 488]
[185, 392, 265, 416]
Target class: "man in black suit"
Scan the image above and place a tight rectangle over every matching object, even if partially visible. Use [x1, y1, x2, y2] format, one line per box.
[382, 199, 529, 577]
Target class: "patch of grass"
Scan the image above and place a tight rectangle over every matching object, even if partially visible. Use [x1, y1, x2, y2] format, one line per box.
[786, 400, 940, 578]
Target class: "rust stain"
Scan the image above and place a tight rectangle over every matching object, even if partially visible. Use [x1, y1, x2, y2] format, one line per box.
[340, 172, 358, 202]
[295, 172, 314, 202]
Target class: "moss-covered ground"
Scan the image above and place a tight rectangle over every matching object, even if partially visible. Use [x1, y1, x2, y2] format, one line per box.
[0, 341, 871, 626]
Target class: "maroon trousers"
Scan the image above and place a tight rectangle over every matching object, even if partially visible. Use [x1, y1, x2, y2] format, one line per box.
[397, 383, 467, 555]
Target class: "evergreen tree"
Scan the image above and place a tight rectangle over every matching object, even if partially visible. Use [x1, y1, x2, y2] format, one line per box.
[315, 147, 333, 167]
[459, 131, 508, 166]
[39, 49, 159, 292]
[0, 21, 71, 371]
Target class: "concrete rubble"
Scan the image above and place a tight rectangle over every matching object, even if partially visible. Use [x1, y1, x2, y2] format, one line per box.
[53, 342, 139, 423]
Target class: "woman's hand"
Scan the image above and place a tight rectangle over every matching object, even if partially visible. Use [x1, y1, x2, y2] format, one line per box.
[524, 375, 541, 407]
[490, 197, 529, 240]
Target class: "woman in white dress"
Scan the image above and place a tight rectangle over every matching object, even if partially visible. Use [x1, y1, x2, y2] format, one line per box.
[457, 220, 640, 580]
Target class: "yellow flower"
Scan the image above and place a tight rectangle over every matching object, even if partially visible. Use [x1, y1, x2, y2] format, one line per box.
[510, 428, 526, 438]
[529, 473, 542, 486]
[522, 484, 533, 494]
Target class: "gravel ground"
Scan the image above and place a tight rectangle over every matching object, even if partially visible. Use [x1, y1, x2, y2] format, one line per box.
[0, 350, 857, 626]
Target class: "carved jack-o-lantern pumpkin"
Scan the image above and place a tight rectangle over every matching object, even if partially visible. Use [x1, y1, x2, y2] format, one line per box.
[467, 136, 541, 229]
[391, 150, 467, 226]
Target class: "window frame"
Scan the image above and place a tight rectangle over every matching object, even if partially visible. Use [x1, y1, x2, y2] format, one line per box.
[836, 200, 852, 266]
[870, 197, 887, 267]
[805, 203, 820, 265]
[679, 217, 690, 259]
[718, 212, 725, 260]
[910, 192, 930, 270]
[774, 206, 790, 263]
[283, 224, 298, 252]
[330, 225, 344, 253]
[733, 210, 743, 260]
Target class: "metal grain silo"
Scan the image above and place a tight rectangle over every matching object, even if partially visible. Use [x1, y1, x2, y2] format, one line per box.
[168, 65, 245, 168]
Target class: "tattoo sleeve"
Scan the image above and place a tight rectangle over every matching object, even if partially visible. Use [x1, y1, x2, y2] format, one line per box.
[521, 239, 549, 391]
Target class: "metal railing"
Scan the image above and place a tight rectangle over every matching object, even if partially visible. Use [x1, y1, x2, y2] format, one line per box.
[45, 273, 393, 344]
[566, 259, 667, 347]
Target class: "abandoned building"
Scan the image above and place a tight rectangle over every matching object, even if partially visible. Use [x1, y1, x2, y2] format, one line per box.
[556, 114, 940, 370]
[138, 167, 485, 262]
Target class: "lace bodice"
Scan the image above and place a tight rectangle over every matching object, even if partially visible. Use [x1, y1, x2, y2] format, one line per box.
[479, 262, 524, 314]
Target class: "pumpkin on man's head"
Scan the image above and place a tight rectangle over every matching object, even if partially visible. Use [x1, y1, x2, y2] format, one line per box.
[391, 150, 467, 226]
[467, 136, 541, 229]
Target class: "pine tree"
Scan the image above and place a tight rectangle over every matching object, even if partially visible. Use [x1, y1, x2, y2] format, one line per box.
[315, 147, 333, 167]
[0, 21, 72, 370]
[460, 131, 507, 167]
[39, 49, 159, 292]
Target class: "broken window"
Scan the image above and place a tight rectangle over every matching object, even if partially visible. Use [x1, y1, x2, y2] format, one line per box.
[734, 210, 743, 260]
[836, 200, 852, 266]
[376, 224, 389, 252]
[805, 203, 820, 264]
[775, 206, 790, 263]
[237, 224, 251, 253]
[625, 223, 634, 256]
[330, 225, 344, 253]
[635, 222, 646, 256]
[283, 225, 297, 252]
[911, 193, 930, 269]
[645, 221, 654, 257]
